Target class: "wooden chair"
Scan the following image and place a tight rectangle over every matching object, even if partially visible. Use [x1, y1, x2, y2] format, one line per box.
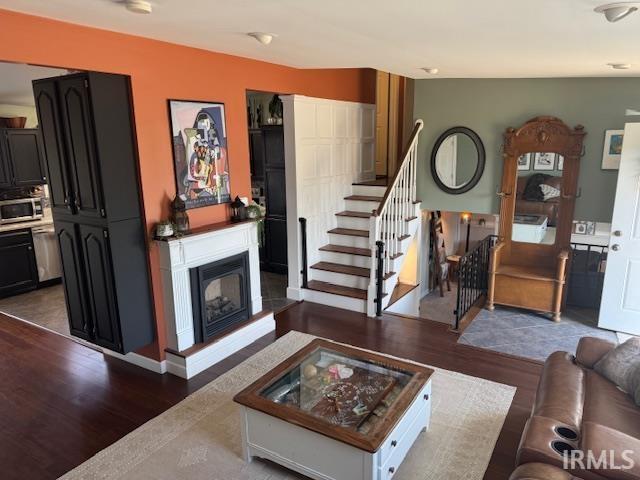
[487, 117, 586, 321]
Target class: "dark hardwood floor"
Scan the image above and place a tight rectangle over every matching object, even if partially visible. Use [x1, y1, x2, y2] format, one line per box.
[0, 301, 542, 480]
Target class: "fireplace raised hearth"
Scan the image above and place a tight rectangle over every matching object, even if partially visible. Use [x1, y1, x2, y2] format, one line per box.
[190, 252, 252, 344]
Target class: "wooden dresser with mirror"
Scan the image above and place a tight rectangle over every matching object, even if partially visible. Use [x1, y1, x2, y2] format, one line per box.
[487, 116, 586, 321]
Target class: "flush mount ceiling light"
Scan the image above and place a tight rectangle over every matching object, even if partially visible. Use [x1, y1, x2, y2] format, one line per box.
[248, 32, 275, 45]
[124, 0, 152, 14]
[608, 62, 632, 69]
[421, 67, 439, 74]
[594, 2, 639, 22]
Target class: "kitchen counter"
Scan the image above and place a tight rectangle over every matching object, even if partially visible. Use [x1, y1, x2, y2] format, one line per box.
[0, 209, 54, 233]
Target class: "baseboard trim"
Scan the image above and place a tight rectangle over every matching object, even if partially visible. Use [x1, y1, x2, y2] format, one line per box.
[103, 349, 167, 374]
[287, 287, 304, 301]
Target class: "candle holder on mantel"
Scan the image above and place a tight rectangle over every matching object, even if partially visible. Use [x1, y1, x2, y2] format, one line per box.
[230, 196, 247, 223]
[171, 195, 190, 235]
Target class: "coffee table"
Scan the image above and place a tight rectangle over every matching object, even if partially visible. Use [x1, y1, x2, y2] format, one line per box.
[234, 339, 434, 480]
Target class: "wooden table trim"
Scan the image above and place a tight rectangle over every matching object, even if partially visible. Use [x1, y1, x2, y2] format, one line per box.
[233, 338, 434, 453]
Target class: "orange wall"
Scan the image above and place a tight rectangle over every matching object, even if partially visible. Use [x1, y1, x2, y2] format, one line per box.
[0, 9, 376, 360]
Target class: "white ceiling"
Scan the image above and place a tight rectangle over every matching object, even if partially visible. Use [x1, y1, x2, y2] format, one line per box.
[0, 0, 639, 78]
[0, 63, 68, 106]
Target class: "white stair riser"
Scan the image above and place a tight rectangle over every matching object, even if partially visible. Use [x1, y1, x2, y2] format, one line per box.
[312, 269, 369, 290]
[328, 233, 370, 249]
[302, 289, 366, 313]
[336, 215, 370, 230]
[345, 199, 380, 212]
[320, 251, 371, 268]
[352, 185, 387, 196]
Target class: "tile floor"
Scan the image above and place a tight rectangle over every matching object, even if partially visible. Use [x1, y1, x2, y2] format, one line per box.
[458, 305, 618, 362]
[0, 284, 69, 336]
[260, 270, 296, 313]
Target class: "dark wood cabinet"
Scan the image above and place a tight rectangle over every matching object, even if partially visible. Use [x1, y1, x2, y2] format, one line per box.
[249, 125, 287, 273]
[57, 77, 104, 219]
[0, 229, 38, 298]
[55, 220, 91, 340]
[33, 81, 72, 215]
[0, 128, 46, 188]
[78, 224, 121, 351]
[249, 129, 265, 181]
[33, 72, 153, 354]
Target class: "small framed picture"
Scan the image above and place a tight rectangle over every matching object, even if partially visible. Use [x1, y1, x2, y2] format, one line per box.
[533, 152, 556, 171]
[573, 221, 588, 235]
[585, 221, 596, 235]
[557, 155, 564, 171]
[602, 130, 624, 170]
[517, 153, 531, 171]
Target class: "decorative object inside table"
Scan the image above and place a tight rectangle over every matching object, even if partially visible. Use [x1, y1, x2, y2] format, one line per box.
[234, 338, 433, 452]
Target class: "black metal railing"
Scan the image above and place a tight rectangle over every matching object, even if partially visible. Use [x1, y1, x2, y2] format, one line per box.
[375, 241, 385, 316]
[567, 242, 608, 309]
[454, 235, 497, 330]
[299, 217, 308, 289]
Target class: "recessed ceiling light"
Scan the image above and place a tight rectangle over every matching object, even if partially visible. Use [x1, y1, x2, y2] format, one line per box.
[421, 67, 439, 74]
[608, 62, 632, 69]
[595, 3, 639, 22]
[248, 32, 275, 45]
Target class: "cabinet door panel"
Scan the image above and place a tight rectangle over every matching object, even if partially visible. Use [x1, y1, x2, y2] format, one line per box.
[265, 218, 288, 271]
[0, 134, 12, 188]
[249, 129, 265, 180]
[0, 230, 38, 297]
[59, 77, 104, 219]
[79, 224, 121, 352]
[265, 169, 286, 218]
[55, 221, 91, 340]
[6, 130, 46, 186]
[263, 127, 284, 168]
[33, 81, 72, 214]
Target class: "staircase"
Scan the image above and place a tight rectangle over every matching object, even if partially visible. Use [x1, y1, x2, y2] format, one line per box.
[302, 120, 424, 316]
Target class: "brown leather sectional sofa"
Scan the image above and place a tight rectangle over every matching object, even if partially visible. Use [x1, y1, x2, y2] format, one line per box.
[510, 337, 640, 480]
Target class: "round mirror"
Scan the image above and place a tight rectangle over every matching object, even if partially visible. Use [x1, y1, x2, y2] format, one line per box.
[431, 127, 485, 194]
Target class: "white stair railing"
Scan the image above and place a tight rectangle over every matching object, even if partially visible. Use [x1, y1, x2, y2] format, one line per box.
[367, 119, 424, 316]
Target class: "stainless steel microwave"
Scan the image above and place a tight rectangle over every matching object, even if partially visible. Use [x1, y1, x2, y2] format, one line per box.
[0, 197, 44, 225]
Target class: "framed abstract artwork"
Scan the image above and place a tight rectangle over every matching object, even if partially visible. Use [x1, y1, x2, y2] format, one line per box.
[602, 129, 624, 170]
[168, 99, 232, 209]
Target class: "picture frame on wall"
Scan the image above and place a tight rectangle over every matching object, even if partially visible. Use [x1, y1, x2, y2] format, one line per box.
[557, 155, 564, 170]
[533, 152, 556, 171]
[517, 153, 531, 171]
[602, 129, 624, 170]
[168, 99, 232, 210]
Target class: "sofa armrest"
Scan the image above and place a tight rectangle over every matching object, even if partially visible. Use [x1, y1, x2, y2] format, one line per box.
[510, 463, 580, 480]
[575, 337, 617, 369]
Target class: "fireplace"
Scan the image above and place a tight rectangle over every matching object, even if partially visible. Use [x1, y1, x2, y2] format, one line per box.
[190, 252, 252, 343]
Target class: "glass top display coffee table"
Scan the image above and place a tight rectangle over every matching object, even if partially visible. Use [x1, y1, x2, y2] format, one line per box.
[234, 339, 434, 480]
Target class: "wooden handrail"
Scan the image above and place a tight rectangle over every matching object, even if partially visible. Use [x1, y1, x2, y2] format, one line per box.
[373, 120, 424, 216]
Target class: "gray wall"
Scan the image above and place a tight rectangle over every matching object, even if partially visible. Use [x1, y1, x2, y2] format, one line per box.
[414, 78, 640, 222]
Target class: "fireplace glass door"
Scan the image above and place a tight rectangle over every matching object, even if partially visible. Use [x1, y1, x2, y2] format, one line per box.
[191, 252, 251, 343]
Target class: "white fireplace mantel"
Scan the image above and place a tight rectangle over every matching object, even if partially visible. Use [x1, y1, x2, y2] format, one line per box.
[157, 221, 273, 378]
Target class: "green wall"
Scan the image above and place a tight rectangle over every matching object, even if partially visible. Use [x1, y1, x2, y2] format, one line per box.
[414, 78, 640, 222]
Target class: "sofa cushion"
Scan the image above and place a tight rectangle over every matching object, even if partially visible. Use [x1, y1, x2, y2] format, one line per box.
[594, 338, 640, 406]
[510, 463, 583, 480]
[576, 337, 617, 369]
[533, 351, 585, 430]
[581, 422, 640, 480]
[583, 369, 640, 440]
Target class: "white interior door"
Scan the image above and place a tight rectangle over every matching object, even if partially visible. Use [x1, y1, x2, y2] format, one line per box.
[599, 122, 640, 334]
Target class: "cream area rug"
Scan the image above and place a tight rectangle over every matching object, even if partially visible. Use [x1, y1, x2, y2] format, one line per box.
[60, 331, 516, 480]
